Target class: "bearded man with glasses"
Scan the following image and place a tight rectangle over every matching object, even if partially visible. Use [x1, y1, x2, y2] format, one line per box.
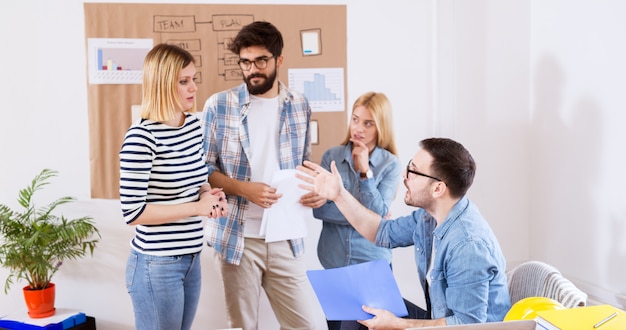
[297, 137, 511, 329]
[201, 21, 324, 330]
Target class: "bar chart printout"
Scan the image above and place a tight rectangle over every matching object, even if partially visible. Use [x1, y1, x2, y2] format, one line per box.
[87, 38, 153, 85]
[288, 68, 345, 112]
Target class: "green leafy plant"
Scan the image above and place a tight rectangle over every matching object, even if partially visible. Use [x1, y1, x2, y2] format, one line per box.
[0, 169, 100, 293]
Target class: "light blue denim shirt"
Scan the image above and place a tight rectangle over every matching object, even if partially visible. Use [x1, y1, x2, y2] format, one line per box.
[376, 197, 511, 325]
[313, 143, 402, 269]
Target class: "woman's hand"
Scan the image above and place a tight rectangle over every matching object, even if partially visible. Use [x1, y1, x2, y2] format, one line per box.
[351, 138, 370, 174]
[198, 187, 228, 218]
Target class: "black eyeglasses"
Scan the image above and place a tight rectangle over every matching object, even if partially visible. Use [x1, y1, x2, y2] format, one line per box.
[237, 56, 275, 71]
[406, 160, 442, 181]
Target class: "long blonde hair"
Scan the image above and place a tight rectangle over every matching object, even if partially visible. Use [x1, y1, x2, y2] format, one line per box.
[342, 92, 398, 155]
[140, 43, 196, 122]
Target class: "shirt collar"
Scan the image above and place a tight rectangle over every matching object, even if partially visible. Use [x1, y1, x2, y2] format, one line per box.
[432, 196, 470, 239]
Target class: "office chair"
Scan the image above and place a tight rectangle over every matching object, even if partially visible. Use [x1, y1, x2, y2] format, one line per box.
[507, 260, 587, 308]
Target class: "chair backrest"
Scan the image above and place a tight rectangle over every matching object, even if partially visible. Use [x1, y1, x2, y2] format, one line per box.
[506, 261, 587, 308]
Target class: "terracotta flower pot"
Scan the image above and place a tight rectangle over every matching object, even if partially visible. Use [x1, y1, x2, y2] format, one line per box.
[23, 282, 56, 318]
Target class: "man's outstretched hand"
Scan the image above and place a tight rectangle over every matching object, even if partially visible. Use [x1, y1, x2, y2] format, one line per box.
[296, 160, 344, 202]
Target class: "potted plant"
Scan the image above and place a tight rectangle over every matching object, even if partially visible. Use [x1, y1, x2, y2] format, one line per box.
[0, 169, 100, 318]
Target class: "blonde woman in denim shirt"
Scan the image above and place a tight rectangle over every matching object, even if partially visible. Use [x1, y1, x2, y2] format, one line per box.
[298, 138, 511, 329]
[308, 92, 402, 330]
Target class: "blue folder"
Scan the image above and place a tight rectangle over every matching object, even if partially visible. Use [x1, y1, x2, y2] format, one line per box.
[306, 259, 409, 321]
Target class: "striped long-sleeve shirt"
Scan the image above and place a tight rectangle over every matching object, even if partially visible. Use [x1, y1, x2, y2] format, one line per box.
[119, 113, 208, 256]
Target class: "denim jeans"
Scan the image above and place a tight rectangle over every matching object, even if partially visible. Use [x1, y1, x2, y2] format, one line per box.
[126, 249, 201, 330]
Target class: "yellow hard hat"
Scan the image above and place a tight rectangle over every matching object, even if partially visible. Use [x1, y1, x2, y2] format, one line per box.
[504, 297, 565, 321]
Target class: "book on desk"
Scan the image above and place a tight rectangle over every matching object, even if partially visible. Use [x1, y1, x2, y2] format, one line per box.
[535, 304, 625, 330]
[0, 308, 95, 330]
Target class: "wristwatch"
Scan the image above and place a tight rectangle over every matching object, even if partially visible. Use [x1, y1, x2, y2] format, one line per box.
[360, 169, 373, 179]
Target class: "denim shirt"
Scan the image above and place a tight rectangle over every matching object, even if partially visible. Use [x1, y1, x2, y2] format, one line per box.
[313, 143, 402, 268]
[376, 197, 511, 325]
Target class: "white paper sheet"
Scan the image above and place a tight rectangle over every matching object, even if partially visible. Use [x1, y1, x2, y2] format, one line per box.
[260, 169, 313, 242]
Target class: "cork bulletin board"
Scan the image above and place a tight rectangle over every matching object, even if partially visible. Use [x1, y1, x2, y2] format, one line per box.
[83, 3, 347, 199]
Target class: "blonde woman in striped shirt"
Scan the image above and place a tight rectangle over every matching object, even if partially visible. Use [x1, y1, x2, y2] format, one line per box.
[119, 43, 228, 330]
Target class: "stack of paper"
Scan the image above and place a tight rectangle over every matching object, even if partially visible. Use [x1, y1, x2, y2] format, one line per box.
[260, 169, 313, 242]
[535, 304, 626, 330]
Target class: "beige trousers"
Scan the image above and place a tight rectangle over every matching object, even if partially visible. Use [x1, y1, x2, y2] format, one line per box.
[213, 238, 320, 330]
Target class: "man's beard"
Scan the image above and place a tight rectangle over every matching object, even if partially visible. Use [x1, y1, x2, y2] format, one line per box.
[404, 185, 433, 210]
[244, 69, 277, 95]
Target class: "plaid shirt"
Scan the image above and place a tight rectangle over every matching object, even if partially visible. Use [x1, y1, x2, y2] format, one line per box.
[201, 81, 312, 265]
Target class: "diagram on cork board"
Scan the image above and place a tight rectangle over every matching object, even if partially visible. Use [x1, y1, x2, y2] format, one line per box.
[84, 3, 347, 198]
[87, 13, 344, 111]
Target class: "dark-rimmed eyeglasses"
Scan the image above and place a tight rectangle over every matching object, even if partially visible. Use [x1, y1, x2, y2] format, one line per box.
[237, 56, 275, 71]
[406, 160, 442, 181]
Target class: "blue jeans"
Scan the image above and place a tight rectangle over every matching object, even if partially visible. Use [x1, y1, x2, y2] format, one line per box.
[126, 249, 202, 330]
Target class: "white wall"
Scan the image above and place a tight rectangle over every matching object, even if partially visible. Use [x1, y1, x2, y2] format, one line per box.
[1, 0, 625, 329]
[433, 0, 531, 266]
[529, 0, 626, 308]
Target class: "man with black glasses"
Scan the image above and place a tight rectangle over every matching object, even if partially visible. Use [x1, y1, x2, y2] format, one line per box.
[297, 137, 511, 329]
[201, 21, 325, 329]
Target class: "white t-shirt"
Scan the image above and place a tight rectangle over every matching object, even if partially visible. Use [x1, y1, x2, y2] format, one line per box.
[243, 95, 281, 237]
[426, 240, 435, 317]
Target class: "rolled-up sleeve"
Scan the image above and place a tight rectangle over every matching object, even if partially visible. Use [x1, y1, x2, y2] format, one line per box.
[375, 212, 420, 248]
